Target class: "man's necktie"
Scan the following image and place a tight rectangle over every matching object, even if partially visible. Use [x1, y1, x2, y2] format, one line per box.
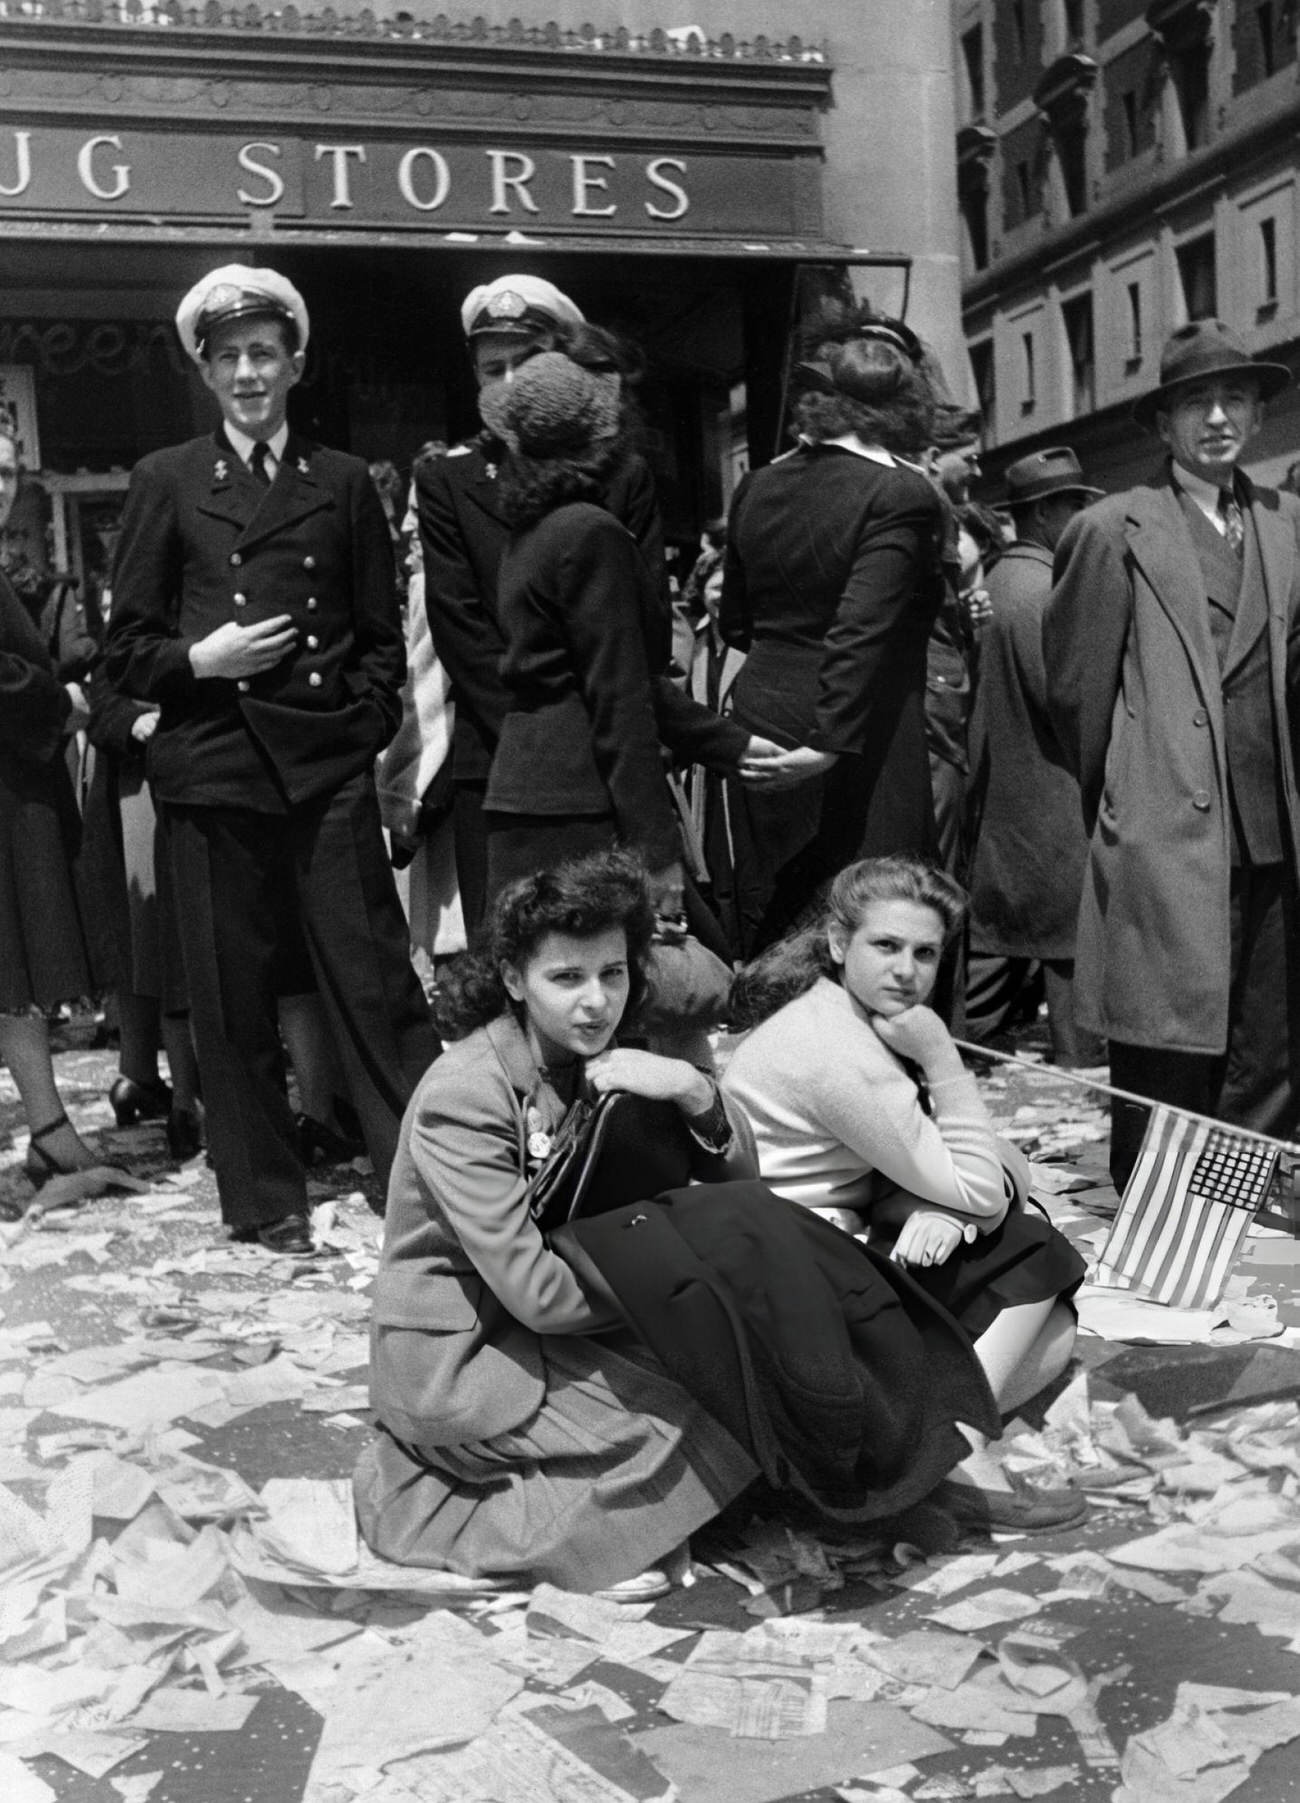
[249, 441, 272, 488]
[1218, 489, 1244, 557]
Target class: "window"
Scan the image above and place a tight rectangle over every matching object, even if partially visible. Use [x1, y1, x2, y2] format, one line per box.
[1260, 216, 1279, 313]
[962, 25, 986, 118]
[1012, 0, 1028, 60]
[1170, 45, 1210, 150]
[1127, 282, 1143, 365]
[1177, 233, 1217, 320]
[1016, 160, 1034, 219]
[1064, 0, 1085, 45]
[971, 340, 996, 423]
[1258, 3, 1276, 79]
[961, 184, 990, 271]
[1122, 91, 1140, 159]
[1063, 292, 1096, 414]
[1021, 332, 1037, 413]
[1057, 126, 1089, 217]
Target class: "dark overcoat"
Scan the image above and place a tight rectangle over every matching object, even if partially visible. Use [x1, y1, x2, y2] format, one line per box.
[104, 430, 403, 809]
[967, 540, 1090, 960]
[721, 444, 946, 857]
[1043, 470, 1300, 1053]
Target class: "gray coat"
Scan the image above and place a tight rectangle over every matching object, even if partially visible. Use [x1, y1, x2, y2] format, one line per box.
[967, 540, 1089, 961]
[1043, 471, 1300, 1053]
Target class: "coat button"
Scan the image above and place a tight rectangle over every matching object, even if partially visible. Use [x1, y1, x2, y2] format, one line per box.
[1192, 789, 1212, 810]
[306, 597, 318, 612]
[233, 592, 247, 608]
[308, 671, 323, 688]
[306, 635, 319, 650]
[303, 555, 316, 571]
[237, 680, 250, 693]
[229, 552, 242, 567]
[1193, 708, 1208, 726]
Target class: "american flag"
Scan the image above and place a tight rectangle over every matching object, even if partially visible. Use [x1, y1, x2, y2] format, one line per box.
[1095, 1107, 1279, 1310]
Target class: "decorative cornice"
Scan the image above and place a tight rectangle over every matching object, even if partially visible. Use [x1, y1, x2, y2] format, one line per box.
[0, 4, 827, 65]
[1034, 53, 1098, 131]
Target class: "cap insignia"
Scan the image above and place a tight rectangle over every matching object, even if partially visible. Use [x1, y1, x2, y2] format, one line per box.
[486, 289, 528, 321]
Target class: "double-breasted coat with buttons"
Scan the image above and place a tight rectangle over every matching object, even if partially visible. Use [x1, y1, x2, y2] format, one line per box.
[1042, 471, 1300, 1055]
[105, 429, 404, 810]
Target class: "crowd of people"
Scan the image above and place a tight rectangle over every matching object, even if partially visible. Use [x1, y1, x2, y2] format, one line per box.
[3, 259, 1299, 1597]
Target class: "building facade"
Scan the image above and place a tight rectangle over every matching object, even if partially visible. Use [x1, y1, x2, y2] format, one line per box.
[955, 0, 1300, 492]
[0, 0, 962, 600]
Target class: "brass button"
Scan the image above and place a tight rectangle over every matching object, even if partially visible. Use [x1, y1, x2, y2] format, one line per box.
[237, 679, 250, 693]
[1192, 789, 1212, 811]
[308, 671, 323, 688]
[1193, 708, 1208, 726]
[306, 635, 319, 650]
[306, 597, 318, 612]
[303, 555, 316, 571]
[233, 592, 247, 608]
[230, 552, 242, 567]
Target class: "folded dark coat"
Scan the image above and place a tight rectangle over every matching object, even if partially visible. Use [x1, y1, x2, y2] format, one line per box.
[569, 1181, 1000, 1523]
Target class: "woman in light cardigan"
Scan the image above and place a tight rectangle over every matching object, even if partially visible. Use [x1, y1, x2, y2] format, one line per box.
[722, 854, 1087, 1533]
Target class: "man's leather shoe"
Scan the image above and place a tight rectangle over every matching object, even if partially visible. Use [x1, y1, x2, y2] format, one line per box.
[253, 1214, 314, 1255]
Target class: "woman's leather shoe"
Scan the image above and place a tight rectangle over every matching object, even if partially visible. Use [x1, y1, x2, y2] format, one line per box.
[933, 1472, 1089, 1536]
[109, 1075, 172, 1128]
[255, 1214, 314, 1255]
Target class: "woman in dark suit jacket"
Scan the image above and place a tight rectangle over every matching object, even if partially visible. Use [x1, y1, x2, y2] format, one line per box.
[721, 308, 947, 955]
[477, 347, 771, 919]
[0, 431, 109, 1212]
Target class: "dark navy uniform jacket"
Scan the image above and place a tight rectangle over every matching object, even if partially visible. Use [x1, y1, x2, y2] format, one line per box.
[105, 430, 403, 812]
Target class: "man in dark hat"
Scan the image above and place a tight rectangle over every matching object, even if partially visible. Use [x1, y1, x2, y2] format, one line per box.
[966, 448, 1104, 1065]
[1044, 320, 1300, 1186]
[106, 264, 438, 1253]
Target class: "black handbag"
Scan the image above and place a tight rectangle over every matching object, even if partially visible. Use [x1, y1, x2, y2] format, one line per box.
[525, 1090, 707, 1235]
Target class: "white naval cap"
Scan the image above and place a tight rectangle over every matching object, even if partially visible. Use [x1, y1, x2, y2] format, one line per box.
[175, 264, 310, 364]
[460, 274, 585, 340]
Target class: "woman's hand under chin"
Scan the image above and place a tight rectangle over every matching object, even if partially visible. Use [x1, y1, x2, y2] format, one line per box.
[868, 1004, 957, 1070]
[585, 1047, 714, 1116]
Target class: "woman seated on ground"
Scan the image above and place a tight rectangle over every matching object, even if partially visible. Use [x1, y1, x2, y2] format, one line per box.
[355, 849, 760, 1599]
[722, 854, 1088, 1533]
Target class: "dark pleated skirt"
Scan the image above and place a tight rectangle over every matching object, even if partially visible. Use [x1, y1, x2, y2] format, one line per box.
[0, 756, 89, 1011]
[354, 1331, 758, 1592]
[874, 1199, 1086, 1342]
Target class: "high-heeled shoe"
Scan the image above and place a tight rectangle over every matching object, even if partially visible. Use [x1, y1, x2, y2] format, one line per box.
[22, 1112, 121, 1192]
[109, 1075, 172, 1128]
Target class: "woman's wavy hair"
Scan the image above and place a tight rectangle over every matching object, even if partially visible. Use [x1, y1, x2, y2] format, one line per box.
[728, 855, 968, 1030]
[434, 848, 658, 1041]
[790, 299, 937, 456]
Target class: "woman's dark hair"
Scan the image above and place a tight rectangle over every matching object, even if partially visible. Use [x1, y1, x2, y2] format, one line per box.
[434, 848, 657, 1041]
[791, 343, 937, 455]
[557, 321, 647, 388]
[729, 855, 968, 1030]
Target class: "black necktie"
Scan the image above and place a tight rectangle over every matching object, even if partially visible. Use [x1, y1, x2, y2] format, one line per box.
[249, 441, 272, 487]
[1218, 489, 1244, 557]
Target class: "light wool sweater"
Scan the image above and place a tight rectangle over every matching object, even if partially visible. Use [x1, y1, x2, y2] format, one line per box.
[722, 977, 1006, 1220]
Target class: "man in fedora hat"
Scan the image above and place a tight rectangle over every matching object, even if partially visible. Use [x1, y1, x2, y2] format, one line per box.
[966, 447, 1104, 1065]
[106, 264, 438, 1253]
[1044, 319, 1300, 1186]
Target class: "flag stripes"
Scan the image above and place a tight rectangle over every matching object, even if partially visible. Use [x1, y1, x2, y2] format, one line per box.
[1094, 1106, 1278, 1310]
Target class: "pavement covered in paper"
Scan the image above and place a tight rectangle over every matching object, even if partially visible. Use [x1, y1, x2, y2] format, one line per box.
[3, 1027, 1300, 1802]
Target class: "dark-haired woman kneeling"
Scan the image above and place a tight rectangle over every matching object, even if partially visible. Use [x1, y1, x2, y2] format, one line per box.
[355, 850, 759, 1598]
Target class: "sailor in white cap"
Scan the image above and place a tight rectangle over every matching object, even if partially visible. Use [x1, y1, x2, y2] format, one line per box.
[105, 264, 438, 1255]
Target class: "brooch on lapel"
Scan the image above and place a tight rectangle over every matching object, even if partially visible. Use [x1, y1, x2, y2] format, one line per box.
[525, 1105, 552, 1168]
[213, 458, 229, 482]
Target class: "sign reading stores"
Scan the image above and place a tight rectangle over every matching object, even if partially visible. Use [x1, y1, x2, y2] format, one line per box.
[0, 129, 807, 237]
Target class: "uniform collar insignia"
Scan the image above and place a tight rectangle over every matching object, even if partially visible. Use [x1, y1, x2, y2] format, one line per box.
[297, 455, 310, 475]
[213, 457, 229, 483]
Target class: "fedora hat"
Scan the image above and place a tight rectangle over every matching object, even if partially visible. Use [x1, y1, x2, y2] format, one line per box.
[1133, 319, 1291, 427]
[1004, 446, 1102, 506]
